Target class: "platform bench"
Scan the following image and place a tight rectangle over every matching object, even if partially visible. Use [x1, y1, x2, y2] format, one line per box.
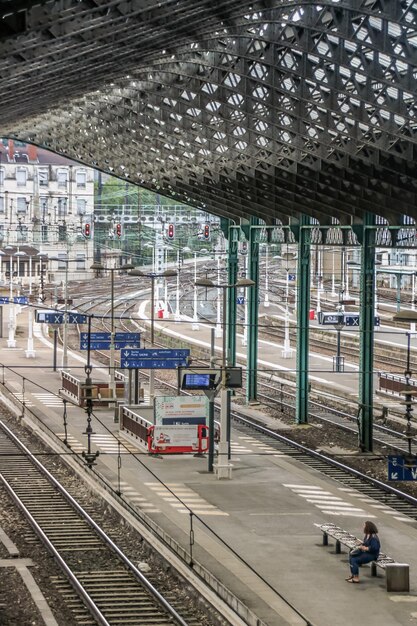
[314, 523, 410, 592]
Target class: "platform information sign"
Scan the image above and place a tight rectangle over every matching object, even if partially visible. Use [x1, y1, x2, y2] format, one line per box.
[0, 296, 29, 305]
[318, 312, 380, 327]
[121, 358, 188, 369]
[36, 310, 87, 324]
[121, 348, 190, 360]
[80, 332, 140, 350]
[387, 455, 417, 481]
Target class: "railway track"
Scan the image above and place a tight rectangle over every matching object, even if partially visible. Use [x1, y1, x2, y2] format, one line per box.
[0, 420, 200, 626]
[230, 412, 417, 522]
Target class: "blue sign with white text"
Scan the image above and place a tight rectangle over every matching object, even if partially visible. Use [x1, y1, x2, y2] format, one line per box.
[237, 296, 245, 305]
[121, 358, 188, 369]
[36, 311, 87, 324]
[0, 296, 29, 305]
[80, 332, 140, 350]
[121, 348, 190, 360]
[388, 455, 417, 481]
[288, 274, 296, 281]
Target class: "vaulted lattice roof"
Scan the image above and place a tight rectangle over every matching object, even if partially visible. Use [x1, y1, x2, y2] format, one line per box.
[2, 0, 417, 225]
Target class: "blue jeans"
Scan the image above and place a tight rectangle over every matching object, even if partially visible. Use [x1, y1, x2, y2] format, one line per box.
[349, 553, 376, 576]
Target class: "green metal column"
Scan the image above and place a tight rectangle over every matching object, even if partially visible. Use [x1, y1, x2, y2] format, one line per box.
[246, 218, 260, 402]
[358, 213, 376, 452]
[226, 225, 239, 367]
[295, 215, 311, 424]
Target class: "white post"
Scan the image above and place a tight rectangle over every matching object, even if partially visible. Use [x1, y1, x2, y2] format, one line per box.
[241, 255, 248, 347]
[7, 257, 16, 347]
[411, 273, 416, 334]
[175, 249, 181, 321]
[192, 253, 199, 330]
[264, 246, 269, 308]
[216, 286, 232, 480]
[25, 256, 36, 357]
[282, 269, 293, 358]
[215, 256, 222, 338]
[331, 248, 336, 296]
[62, 260, 69, 369]
[109, 269, 116, 398]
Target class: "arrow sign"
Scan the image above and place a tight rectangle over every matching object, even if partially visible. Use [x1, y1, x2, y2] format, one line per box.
[13, 296, 29, 305]
[388, 455, 417, 481]
[36, 311, 87, 324]
[122, 348, 190, 360]
[0, 297, 9, 304]
[121, 358, 188, 369]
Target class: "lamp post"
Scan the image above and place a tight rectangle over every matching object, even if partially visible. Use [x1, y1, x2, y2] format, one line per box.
[91, 262, 135, 400]
[49, 256, 71, 369]
[393, 310, 417, 457]
[5, 246, 16, 348]
[129, 268, 177, 400]
[333, 310, 345, 373]
[195, 276, 254, 477]
[25, 253, 36, 358]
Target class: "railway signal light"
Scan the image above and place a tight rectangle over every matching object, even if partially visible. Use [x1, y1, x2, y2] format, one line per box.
[84, 223, 91, 238]
[203, 224, 210, 240]
[116, 223, 122, 238]
[167, 223, 175, 240]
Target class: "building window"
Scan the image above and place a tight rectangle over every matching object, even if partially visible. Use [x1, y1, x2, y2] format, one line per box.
[41, 224, 48, 243]
[16, 168, 27, 187]
[58, 224, 67, 241]
[76, 198, 87, 215]
[40, 196, 49, 220]
[16, 197, 28, 213]
[58, 254, 67, 270]
[38, 169, 49, 187]
[57, 169, 68, 188]
[0, 168, 4, 186]
[76, 253, 85, 270]
[0, 225, 4, 242]
[57, 197, 67, 217]
[76, 171, 87, 189]
[16, 225, 28, 243]
[0, 197, 4, 214]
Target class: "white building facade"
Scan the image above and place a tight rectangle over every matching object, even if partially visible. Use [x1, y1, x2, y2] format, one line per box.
[0, 139, 94, 284]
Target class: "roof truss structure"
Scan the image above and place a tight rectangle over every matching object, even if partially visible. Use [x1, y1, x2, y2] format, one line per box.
[1, 0, 417, 226]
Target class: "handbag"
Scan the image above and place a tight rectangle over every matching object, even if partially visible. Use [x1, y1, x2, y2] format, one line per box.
[350, 547, 362, 557]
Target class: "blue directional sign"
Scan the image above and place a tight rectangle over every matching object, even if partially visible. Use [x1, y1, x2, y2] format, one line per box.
[80, 332, 140, 350]
[388, 455, 417, 481]
[36, 310, 87, 324]
[13, 296, 29, 305]
[121, 358, 188, 369]
[236, 296, 245, 305]
[121, 348, 190, 360]
[0, 296, 29, 304]
[288, 274, 296, 281]
[318, 312, 380, 327]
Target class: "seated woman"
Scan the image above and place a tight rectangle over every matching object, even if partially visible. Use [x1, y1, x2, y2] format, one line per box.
[346, 520, 380, 584]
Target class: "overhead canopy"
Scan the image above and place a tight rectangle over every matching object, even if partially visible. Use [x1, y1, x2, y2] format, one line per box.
[1, 0, 417, 226]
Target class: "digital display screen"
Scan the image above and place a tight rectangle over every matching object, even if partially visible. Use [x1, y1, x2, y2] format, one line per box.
[182, 374, 211, 389]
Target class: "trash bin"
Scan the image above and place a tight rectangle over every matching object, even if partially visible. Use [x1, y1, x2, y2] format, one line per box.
[309, 310, 315, 320]
[157, 308, 164, 319]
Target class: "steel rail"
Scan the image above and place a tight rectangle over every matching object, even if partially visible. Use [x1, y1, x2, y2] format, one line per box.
[0, 420, 190, 626]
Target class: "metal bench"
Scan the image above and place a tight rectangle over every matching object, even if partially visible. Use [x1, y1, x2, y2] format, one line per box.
[314, 523, 410, 592]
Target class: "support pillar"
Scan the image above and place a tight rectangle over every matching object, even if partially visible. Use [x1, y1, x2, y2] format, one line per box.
[226, 226, 238, 366]
[358, 213, 376, 452]
[295, 215, 311, 424]
[246, 218, 260, 403]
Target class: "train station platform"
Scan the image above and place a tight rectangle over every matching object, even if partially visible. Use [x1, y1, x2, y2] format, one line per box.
[0, 305, 416, 626]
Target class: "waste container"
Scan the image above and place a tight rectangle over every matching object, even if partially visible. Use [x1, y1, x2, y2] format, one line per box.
[309, 310, 315, 320]
[157, 308, 164, 319]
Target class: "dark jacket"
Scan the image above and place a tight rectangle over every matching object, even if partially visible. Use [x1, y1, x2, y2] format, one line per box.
[363, 534, 380, 558]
